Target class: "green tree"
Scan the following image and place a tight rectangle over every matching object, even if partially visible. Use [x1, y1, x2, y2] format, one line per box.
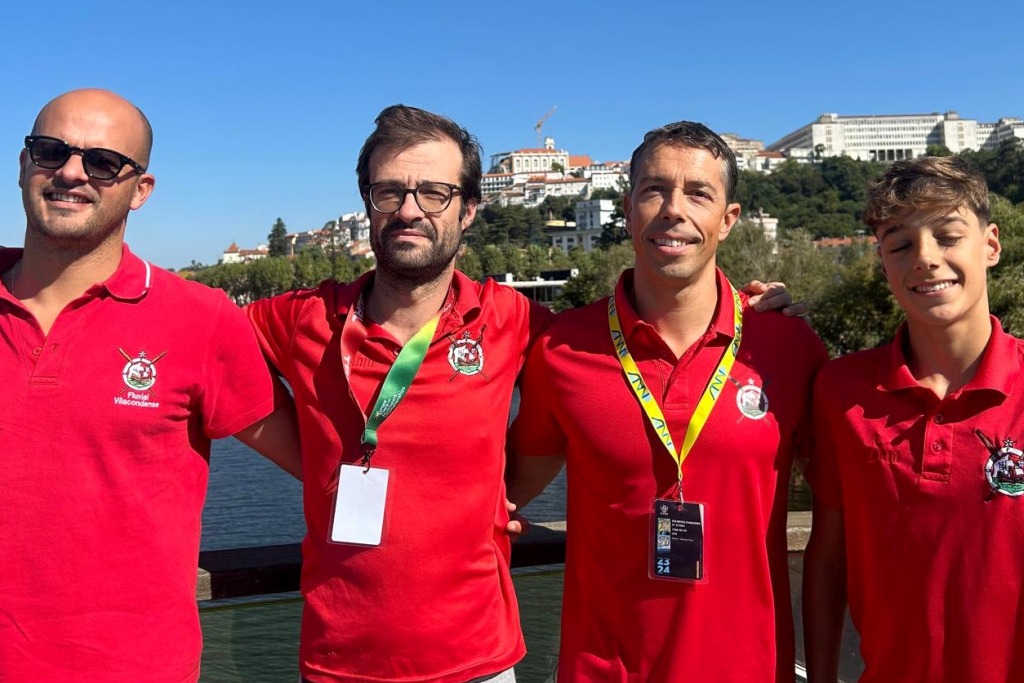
[268, 218, 289, 257]
[247, 256, 295, 301]
[293, 247, 332, 288]
[555, 244, 634, 310]
[478, 244, 507, 276]
[456, 247, 483, 280]
[810, 244, 900, 357]
[988, 195, 1024, 336]
[717, 220, 781, 286]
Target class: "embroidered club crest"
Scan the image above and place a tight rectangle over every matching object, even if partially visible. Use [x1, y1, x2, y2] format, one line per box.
[736, 379, 769, 420]
[448, 327, 487, 380]
[119, 348, 166, 392]
[982, 436, 1024, 497]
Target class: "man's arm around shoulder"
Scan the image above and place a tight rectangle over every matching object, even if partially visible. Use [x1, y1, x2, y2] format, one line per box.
[234, 377, 302, 480]
[506, 451, 565, 510]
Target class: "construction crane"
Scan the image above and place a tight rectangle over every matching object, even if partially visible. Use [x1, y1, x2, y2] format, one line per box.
[535, 106, 557, 147]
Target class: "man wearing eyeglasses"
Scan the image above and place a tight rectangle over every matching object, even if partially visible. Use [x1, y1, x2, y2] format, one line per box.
[247, 105, 801, 683]
[247, 105, 538, 683]
[0, 88, 300, 682]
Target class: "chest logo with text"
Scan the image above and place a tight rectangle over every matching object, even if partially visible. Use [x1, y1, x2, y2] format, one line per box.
[448, 327, 488, 381]
[733, 377, 769, 420]
[114, 347, 165, 409]
[977, 431, 1024, 497]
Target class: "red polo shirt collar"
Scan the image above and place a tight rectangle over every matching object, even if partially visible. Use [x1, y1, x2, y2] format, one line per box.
[331, 269, 483, 336]
[1, 243, 151, 303]
[878, 316, 1018, 398]
[98, 244, 152, 302]
[613, 267, 742, 349]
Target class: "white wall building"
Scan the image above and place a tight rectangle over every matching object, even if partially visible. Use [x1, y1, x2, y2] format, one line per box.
[492, 137, 571, 175]
[588, 171, 628, 191]
[543, 177, 590, 198]
[575, 199, 614, 233]
[547, 223, 601, 254]
[768, 111, 1024, 163]
[482, 173, 516, 195]
[338, 212, 370, 243]
[220, 243, 269, 264]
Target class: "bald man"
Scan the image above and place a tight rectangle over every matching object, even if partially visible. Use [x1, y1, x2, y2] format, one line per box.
[0, 89, 300, 682]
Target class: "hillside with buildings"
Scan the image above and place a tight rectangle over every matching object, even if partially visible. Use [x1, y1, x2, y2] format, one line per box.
[209, 108, 1024, 270]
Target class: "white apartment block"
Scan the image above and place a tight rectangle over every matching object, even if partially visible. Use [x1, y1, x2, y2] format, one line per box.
[543, 177, 590, 198]
[338, 212, 370, 242]
[575, 199, 615, 233]
[768, 111, 1024, 163]
[481, 173, 516, 195]
[740, 151, 788, 173]
[588, 171, 628, 191]
[722, 133, 765, 157]
[547, 223, 602, 254]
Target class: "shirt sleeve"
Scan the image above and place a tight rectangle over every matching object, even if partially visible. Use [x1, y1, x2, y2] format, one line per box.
[245, 290, 303, 380]
[200, 293, 276, 439]
[509, 329, 567, 457]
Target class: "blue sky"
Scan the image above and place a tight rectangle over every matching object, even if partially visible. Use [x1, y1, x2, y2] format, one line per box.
[1, 0, 1021, 268]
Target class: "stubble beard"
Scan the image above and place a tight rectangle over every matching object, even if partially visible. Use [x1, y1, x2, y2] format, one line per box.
[22, 181, 125, 255]
[372, 217, 461, 287]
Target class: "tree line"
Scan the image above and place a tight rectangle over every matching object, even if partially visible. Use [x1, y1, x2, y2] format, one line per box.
[188, 141, 1024, 356]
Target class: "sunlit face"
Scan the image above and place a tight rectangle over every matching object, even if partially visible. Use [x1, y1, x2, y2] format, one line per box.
[876, 205, 1000, 330]
[624, 143, 740, 290]
[19, 91, 154, 251]
[366, 139, 476, 285]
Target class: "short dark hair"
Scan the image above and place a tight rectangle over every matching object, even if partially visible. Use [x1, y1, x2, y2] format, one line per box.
[863, 155, 991, 230]
[629, 121, 738, 203]
[356, 105, 482, 213]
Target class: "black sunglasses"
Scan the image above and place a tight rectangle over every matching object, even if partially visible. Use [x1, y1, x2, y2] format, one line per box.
[24, 135, 146, 181]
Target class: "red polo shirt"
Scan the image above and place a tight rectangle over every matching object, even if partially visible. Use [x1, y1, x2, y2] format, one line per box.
[510, 268, 826, 683]
[0, 245, 274, 683]
[246, 270, 551, 683]
[807, 318, 1024, 683]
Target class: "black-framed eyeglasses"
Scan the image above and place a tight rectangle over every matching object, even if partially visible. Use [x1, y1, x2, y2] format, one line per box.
[24, 135, 146, 181]
[366, 181, 462, 214]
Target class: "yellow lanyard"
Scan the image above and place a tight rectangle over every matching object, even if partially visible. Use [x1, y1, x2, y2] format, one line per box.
[608, 284, 743, 497]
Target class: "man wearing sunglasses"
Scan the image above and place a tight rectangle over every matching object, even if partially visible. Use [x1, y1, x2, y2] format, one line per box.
[246, 105, 802, 683]
[0, 89, 300, 682]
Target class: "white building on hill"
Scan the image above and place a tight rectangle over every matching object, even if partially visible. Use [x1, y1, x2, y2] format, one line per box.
[768, 111, 1024, 162]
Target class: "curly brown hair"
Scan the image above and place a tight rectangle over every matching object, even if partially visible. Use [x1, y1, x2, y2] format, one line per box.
[863, 156, 990, 230]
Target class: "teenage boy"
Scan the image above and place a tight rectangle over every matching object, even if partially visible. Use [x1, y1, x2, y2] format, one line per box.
[803, 155, 1019, 683]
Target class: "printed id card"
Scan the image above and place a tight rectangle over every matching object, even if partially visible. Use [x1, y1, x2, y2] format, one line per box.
[650, 498, 705, 582]
[330, 464, 389, 546]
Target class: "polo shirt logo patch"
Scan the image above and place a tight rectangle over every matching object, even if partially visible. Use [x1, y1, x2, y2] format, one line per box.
[447, 327, 487, 381]
[977, 430, 1024, 497]
[113, 347, 164, 409]
[735, 379, 768, 420]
